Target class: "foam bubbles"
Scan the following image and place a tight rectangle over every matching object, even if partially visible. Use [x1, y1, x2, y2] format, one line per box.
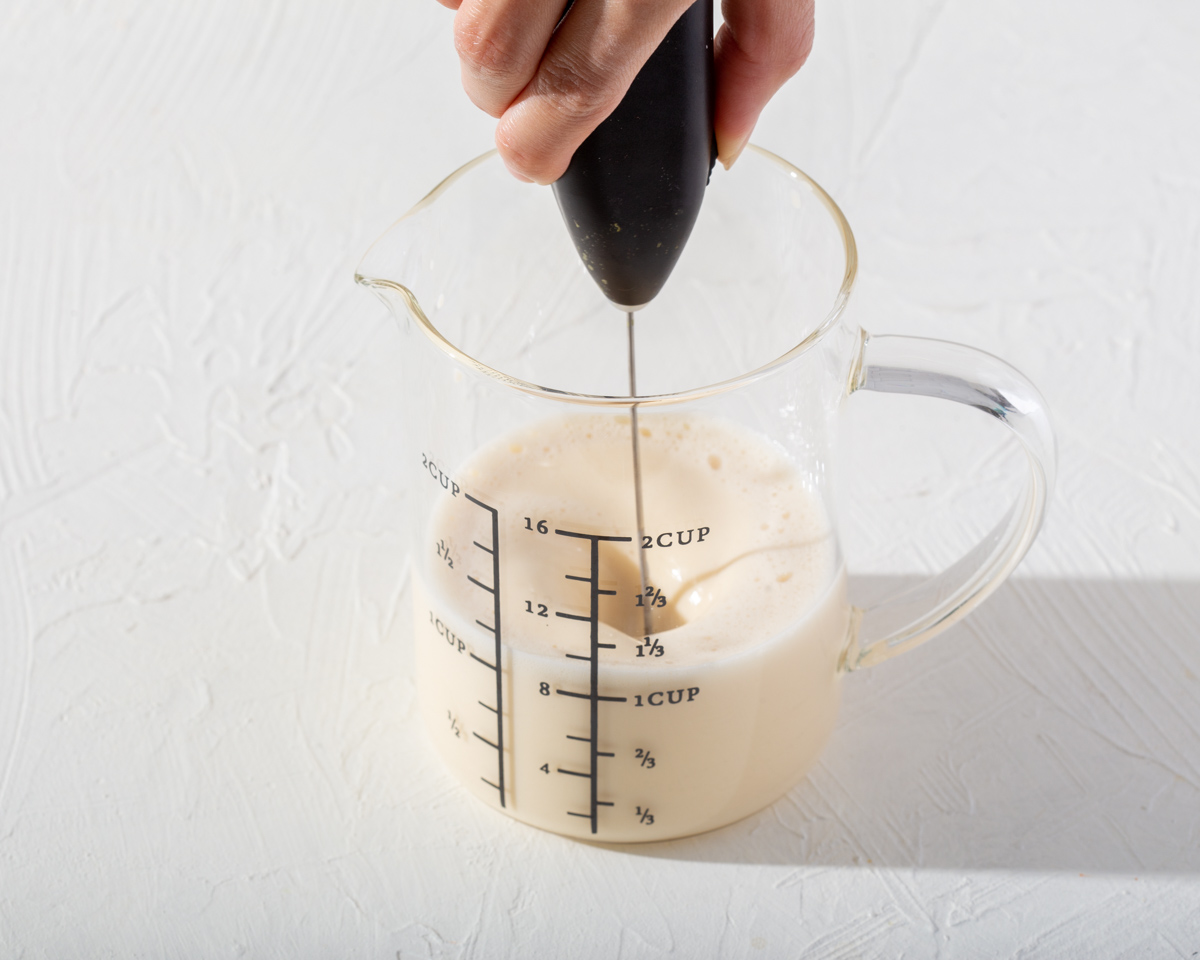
[429, 412, 838, 664]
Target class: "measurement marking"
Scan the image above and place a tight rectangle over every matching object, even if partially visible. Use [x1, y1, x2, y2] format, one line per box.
[465, 493, 505, 808]
[478, 701, 497, 713]
[558, 768, 591, 778]
[554, 528, 633, 835]
[555, 689, 628, 702]
[562, 576, 616, 600]
[561, 740, 611, 757]
[473, 733, 499, 749]
[568, 801, 613, 819]
[467, 575, 494, 593]
[636, 637, 665, 658]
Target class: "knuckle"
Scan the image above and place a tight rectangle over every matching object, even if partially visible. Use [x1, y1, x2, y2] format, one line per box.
[453, 12, 519, 81]
[535, 55, 616, 126]
[777, 38, 811, 77]
[495, 121, 566, 185]
[495, 130, 548, 183]
[723, 0, 815, 80]
[767, 2, 815, 76]
[784, 7, 815, 71]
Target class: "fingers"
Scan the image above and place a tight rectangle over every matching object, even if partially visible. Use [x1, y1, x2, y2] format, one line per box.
[446, 0, 814, 182]
[714, 0, 814, 168]
[495, 0, 695, 184]
[453, 0, 566, 118]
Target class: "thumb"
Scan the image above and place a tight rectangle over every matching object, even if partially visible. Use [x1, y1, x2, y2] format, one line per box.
[713, 0, 815, 168]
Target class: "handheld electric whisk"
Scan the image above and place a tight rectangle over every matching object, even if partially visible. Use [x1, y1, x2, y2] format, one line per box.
[552, 0, 716, 635]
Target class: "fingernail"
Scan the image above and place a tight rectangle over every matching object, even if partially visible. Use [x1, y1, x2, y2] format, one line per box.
[720, 133, 750, 171]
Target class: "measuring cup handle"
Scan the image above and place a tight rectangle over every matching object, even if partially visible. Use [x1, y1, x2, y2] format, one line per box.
[840, 332, 1057, 671]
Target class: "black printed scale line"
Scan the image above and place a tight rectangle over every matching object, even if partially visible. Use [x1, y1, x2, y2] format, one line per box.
[465, 493, 505, 807]
[554, 529, 631, 834]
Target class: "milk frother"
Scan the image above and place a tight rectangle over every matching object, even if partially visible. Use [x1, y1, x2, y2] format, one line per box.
[552, 0, 716, 634]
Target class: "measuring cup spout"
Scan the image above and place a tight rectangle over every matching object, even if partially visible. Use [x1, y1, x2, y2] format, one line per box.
[354, 191, 439, 333]
[355, 274, 422, 331]
[355, 151, 503, 336]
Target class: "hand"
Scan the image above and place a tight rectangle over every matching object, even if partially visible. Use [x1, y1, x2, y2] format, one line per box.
[436, 0, 815, 184]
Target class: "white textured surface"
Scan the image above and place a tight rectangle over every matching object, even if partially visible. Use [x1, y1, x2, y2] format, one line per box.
[2, 1, 1199, 956]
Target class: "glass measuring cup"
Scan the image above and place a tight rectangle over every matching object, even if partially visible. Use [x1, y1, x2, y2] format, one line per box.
[356, 147, 1055, 843]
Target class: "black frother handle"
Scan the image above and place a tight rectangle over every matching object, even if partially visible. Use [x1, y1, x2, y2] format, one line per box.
[552, 0, 716, 309]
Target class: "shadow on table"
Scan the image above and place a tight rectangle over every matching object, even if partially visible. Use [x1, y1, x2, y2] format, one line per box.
[618, 576, 1200, 874]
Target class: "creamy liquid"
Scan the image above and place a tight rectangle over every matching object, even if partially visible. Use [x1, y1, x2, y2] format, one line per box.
[415, 413, 849, 842]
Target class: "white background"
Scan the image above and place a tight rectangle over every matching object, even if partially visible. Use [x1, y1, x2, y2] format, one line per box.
[2, 0, 1199, 956]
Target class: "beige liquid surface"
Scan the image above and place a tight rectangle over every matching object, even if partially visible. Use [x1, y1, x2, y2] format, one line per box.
[415, 413, 849, 841]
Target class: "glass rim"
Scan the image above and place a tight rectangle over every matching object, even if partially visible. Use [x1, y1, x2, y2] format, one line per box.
[355, 145, 859, 408]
